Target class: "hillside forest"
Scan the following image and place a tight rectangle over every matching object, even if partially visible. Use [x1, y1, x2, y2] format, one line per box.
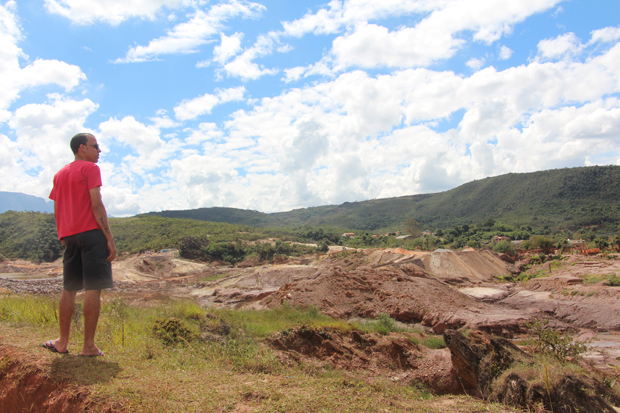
[1, 166, 619, 264]
[1, 211, 618, 265]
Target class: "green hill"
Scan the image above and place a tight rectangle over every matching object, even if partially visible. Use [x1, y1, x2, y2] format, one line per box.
[148, 166, 620, 231]
[3, 165, 618, 262]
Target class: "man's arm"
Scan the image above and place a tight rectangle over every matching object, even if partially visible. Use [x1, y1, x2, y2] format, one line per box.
[89, 187, 117, 262]
[53, 201, 64, 246]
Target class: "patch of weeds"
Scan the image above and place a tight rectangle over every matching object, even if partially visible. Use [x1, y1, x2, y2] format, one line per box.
[581, 274, 607, 285]
[408, 336, 420, 345]
[376, 313, 395, 335]
[211, 304, 348, 340]
[409, 380, 433, 399]
[586, 291, 596, 297]
[606, 273, 620, 286]
[223, 338, 282, 374]
[0, 295, 58, 326]
[351, 314, 420, 335]
[152, 317, 197, 346]
[491, 353, 591, 399]
[199, 273, 228, 283]
[164, 301, 204, 320]
[496, 274, 515, 282]
[526, 319, 590, 361]
[422, 336, 446, 349]
[517, 268, 552, 282]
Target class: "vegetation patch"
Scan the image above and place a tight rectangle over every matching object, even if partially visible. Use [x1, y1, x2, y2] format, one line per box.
[422, 336, 446, 349]
[152, 317, 197, 346]
[527, 319, 590, 361]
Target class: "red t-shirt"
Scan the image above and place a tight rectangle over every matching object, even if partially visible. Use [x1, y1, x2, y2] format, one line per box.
[49, 160, 102, 239]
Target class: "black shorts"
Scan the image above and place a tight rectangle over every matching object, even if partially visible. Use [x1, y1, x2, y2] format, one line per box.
[63, 229, 113, 291]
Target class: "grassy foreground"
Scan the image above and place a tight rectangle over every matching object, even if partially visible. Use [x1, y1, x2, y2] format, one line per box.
[0, 294, 520, 412]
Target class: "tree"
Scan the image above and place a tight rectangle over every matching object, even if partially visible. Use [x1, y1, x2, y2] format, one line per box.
[492, 240, 516, 256]
[405, 218, 421, 238]
[594, 237, 609, 250]
[529, 235, 555, 254]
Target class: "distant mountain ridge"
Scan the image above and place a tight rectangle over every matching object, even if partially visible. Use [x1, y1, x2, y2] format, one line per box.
[146, 165, 620, 231]
[0, 191, 53, 214]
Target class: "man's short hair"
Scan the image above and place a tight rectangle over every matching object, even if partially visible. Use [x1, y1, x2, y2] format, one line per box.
[70, 133, 93, 154]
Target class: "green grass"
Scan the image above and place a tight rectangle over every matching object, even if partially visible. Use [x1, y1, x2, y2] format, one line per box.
[0, 295, 523, 412]
[197, 273, 229, 283]
[349, 314, 425, 336]
[517, 269, 550, 283]
[581, 274, 608, 285]
[422, 336, 446, 349]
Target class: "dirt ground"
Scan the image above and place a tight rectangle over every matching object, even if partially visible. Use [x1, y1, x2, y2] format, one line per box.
[2, 248, 620, 411]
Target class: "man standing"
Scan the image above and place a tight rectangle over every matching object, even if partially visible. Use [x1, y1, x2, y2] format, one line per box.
[44, 133, 116, 357]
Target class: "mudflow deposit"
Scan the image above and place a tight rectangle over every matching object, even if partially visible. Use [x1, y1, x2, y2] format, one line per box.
[1, 246, 620, 412]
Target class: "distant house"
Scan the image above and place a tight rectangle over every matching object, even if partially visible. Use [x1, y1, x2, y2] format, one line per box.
[396, 234, 413, 240]
[342, 233, 355, 238]
[567, 239, 586, 246]
[422, 230, 432, 236]
[511, 240, 524, 246]
[492, 235, 510, 242]
[371, 234, 379, 238]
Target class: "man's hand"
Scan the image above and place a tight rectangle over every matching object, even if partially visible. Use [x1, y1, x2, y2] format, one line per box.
[107, 240, 117, 262]
[90, 186, 116, 261]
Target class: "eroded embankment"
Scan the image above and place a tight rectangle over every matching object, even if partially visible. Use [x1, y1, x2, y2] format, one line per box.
[0, 346, 94, 413]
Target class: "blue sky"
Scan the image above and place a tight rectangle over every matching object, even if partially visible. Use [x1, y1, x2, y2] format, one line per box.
[1, 0, 619, 216]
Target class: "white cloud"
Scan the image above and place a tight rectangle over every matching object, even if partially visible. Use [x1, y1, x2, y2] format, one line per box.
[277, 0, 562, 75]
[174, 86, 246, 121]
[466, 57, 485, 70]
[331, 22, 463, 69]
[44, 0, 190, 25]
[283, 66, 306, 83]
[116, 1, 264, 63]
[537, 32, 583, 61]
[499, 45, 513, 60]
[0, 3, 86, 113]
[589, 26, 620, 44]
[7, 96, 98, 197]
[177, 42, 620, 212]
[97, 116, 185, 204]
[212, 31, 243, 64]
[99, 116, 164, 158]
[218, 33, 279, 80]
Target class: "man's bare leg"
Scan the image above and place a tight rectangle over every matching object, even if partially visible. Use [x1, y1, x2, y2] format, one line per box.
[80, 289, 102, 356]
[49, 289, 76, 353]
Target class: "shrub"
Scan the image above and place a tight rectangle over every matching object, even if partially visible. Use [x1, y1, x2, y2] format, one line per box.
[152, 317, 197, 346]
[493, 240, 516, 256]
[376, 313, 396, 334]
[606, 273, 620, 286]
[526, 319, 589, 361]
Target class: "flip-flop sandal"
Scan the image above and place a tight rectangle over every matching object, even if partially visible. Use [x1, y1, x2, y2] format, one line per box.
[42, 340, 69, 354]
[79, 350, 104, 357]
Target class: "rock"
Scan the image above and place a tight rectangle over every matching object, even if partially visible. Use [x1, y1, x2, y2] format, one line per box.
[493, 373, 620, 413]
[432, 322, 449, 334]
[443, 329, 525, 398]
[444, 329, 620, 413]
[498, 254, 515, 264]
[459, 287, 510, 302]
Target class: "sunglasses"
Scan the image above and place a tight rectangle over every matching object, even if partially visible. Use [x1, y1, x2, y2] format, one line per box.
[84, 143, 100, 150]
